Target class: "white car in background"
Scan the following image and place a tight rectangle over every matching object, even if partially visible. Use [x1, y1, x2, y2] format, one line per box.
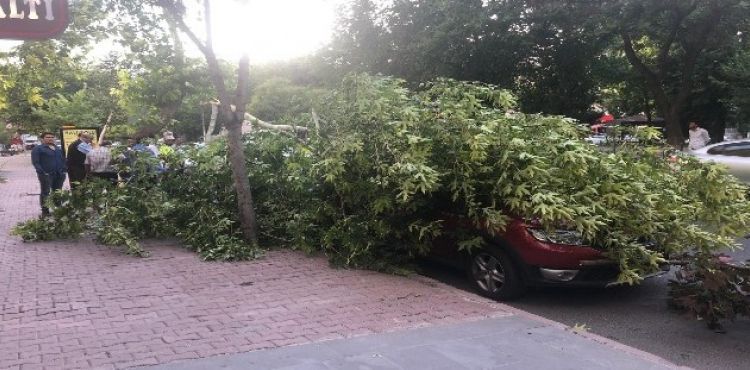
[585, 133, 608, 145]
[690, 139, 750, 184]
[23, 135, 39, 150]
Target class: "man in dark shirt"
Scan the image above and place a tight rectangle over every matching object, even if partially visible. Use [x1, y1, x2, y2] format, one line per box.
[66, 132, 92, 189]
[31, 132, 67, 216]
[67, 132, 91, 189]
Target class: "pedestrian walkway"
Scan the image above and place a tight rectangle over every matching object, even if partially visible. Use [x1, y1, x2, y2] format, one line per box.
[0, 154, 683, 369]
[144, 315, 679, 370]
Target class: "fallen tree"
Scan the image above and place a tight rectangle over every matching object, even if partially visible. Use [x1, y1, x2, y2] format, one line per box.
[12, 74, 750, 328]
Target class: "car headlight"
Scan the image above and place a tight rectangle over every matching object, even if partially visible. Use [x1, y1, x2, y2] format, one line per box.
[528, 228, 586, 246]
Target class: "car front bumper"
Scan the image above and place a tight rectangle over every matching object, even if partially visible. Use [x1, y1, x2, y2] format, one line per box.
[526, 262, 670, 288]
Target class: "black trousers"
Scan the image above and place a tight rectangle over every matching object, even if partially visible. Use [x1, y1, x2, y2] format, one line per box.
[38, 172, 66, 215]
[68, 166, 86, 189]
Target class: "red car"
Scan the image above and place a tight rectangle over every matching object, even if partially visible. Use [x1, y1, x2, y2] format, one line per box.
[429, 217, 667, 300]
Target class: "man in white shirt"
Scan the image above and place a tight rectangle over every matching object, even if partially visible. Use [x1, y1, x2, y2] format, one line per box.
[688, 121, 711, 150]
[85, 141, 116, 182]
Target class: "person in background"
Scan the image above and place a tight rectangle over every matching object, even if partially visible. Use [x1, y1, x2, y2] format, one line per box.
[128, 137, 149, 153]
[145, 138, 160, 157]
[123, 137, 143, 165]
[599, 111, 615, 124]
[159, 131, 176, 157]
[688, 121, 711, 150]
[10, 132, 23, 153]
[85, 140, 117, 183]
[155, 131, 177, 174]
[591, 111, 615, 135]
[31, 132, 66, 216]
[66, 132, 93, 189]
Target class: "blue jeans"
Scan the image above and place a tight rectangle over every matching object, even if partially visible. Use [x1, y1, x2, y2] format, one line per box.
[37, 172, 66, 215]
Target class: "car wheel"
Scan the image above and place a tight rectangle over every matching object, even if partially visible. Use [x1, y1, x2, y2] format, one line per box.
[469, 248, 525, 300]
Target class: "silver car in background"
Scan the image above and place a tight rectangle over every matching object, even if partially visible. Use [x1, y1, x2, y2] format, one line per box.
[690, 139, 750, 183]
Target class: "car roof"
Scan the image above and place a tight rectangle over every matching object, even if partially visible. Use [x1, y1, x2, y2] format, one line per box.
[692, 139, 750, 154]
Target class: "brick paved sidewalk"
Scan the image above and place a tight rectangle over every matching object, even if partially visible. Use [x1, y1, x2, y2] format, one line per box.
[0, 154, 510, 369]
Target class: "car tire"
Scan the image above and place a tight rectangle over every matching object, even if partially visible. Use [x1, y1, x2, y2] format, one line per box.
[468, 248, 525, 300]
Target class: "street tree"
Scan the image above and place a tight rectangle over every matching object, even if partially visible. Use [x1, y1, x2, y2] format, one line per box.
[608, 0, 750, 145]
[151, 0, 258, 244]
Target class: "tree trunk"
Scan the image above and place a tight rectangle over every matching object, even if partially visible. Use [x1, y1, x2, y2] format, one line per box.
[161, 0, 258, 244]
[707, 109, 727, 144]
[664, 107, 684, 148]
[225, 54, 257, 245]
[205, 100, 219, 142]
[224, 115, 258, 245]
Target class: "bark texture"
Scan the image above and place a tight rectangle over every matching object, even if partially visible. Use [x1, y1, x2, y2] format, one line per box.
[160, 0, 258, 244]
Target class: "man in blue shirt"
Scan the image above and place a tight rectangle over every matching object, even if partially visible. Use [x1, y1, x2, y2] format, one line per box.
[31, 132, 67, 216]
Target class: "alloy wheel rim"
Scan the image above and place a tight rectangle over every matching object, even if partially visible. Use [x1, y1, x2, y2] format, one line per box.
[472, 253, 505, 293]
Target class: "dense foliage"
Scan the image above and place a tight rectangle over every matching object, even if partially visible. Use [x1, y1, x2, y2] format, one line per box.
[296, 76, 750, 281]
[12, 150, 262, 261]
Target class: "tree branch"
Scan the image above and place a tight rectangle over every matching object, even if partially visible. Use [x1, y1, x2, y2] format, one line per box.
[311, 108, 321, 135]
[156, 0, 209, 56]
[620, 32, 670, 112]
[156, 0, 230, 122]
[657, 3, 696, 72]
[670, 3, 725, 109]
[205, 99, 219, 142]
[243, 112, 309, 134]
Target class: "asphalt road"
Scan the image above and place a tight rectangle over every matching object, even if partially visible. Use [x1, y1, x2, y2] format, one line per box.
[419, 239, 750, 370]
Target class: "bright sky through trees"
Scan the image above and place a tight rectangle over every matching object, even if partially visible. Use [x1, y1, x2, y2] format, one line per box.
[0, 0, 347, 64]
[210, 0, 344, 63]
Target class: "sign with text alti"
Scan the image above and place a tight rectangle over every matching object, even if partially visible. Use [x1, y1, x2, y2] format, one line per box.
[60, 127, 99, 156]
[0, 0, 69, 40]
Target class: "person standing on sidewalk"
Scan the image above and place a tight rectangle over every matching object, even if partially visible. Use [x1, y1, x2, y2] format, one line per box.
[688, 121, 711, 150]
[31, 132, 67, 216]
[85, 141, 117, 184]
[66, 132, 93, 189]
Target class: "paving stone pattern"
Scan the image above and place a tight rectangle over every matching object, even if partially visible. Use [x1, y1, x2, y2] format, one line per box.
[0, 154, 510, 370]
[145, 316, 681, 370]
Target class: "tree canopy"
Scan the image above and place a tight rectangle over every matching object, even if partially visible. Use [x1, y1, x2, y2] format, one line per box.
[323, 0, 750, 142]
[2, 0, 749, 143]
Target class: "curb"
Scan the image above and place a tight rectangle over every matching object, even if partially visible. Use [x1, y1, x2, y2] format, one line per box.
[504, 305, 692, 370]
[412, 272, 690, 369]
